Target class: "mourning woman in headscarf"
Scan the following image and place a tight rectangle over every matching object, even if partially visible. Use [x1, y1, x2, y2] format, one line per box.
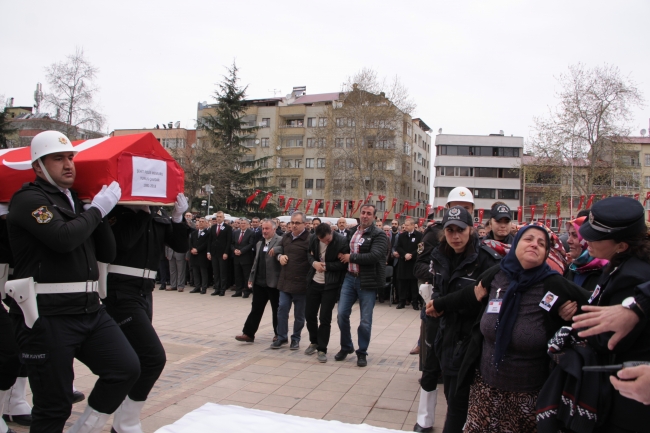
[428, 224, 589, 432]
[565, 215, 608, 292]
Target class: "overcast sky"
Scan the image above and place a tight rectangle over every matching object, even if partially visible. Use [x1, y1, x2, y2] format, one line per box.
[2, 0, 649, 141]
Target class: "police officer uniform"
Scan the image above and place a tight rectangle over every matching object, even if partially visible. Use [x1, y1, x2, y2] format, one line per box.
[5, 130, 140, 433]
[102, 198, 188, 433]
[0, 205, 20, 433]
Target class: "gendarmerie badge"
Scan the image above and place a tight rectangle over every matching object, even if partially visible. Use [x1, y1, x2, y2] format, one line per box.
[32, 206, 53, 224]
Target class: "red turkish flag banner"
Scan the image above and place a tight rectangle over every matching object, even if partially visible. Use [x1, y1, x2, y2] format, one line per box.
[401, 200, 409, 214]
[634, 193, 640, 201]
[342, 200, 347, 217]
[313, 200, 322, 215]
[365, 192, 373, 203]
[279, 195, 285, 207]
[293, 198, 303, 211]
[478, 209, 484, 222]
[558, 217, 563, 230]
[408, 201, 420, 211]
[324, 201, 331, 217]
[437, 205, 444, 213]
[284, 198, 294, 213]
[332, 200, 340, 216]
[389, 198, 398, 213]
[246, 189, 261, 204]
[305, 199, 313, 214]
[601, 194, 607, 200]
[555, 201, 561, 218]
[382, 211, 390, 223]
[586, 194, 596, 209]
[0, 133, 185, 204]
[394, 213, 401, 220]
[378, 195, 386, 202]
[546, 219, 551, 228]
[530, 205, 537, 222]
[542, 203, 548, 221]
[418, 217, 425, 226]
[425, 204, 432, 219]
[577, 195, 585, 211]
[517, 206, 523, 223]
[259, 192, 273, 209]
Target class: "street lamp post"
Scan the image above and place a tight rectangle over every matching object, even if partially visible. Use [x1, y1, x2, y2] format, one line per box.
[204, 180, 214, 217]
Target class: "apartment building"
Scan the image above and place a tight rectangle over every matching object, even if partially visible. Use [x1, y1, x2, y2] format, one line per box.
[112, 123, 196, 150]
[197, 86, 432, 219]
[433, 133, 523, 221]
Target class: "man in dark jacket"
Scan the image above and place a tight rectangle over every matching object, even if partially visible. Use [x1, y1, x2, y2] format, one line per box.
[206, 211, 232, 296]
[335, 204, 388, 367]
[272, 212, 311, 350]
[396, 217, 423, 310]
[304, 223, 350, 362]
[189, 217, 210, 294]
[236, 219, 283, 343]
[485, 202, 514, 244]
[231, 218, 255, 298]
[335, 217, 352, 240]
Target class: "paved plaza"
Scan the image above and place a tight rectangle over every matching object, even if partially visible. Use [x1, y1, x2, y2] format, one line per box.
[11, 286, 447, 432]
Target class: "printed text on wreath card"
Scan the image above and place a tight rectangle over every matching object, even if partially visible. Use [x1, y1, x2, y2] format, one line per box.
[132, 156, 167, 198]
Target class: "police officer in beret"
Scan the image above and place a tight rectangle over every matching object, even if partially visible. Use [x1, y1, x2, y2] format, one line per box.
[6, 131, 140, 433]
[575, 196, 650, 433]
[102, 194, 189, 433]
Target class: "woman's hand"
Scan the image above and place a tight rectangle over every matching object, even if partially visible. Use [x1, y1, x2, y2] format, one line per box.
[573, 305, 639, 350]
[558, 301, 578, 321]
[474, 282, 487, 301]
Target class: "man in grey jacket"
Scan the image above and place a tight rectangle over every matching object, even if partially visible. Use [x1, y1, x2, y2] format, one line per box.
[235, 220, 283, 343]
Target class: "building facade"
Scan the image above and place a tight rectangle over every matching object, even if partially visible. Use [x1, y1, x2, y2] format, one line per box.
[433, 133, 523, 221]
[111, 125, 196, 150]
[197, 86, 432, 220]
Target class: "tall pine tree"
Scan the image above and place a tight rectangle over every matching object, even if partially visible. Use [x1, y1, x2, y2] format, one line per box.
[198, 62, 275, 216]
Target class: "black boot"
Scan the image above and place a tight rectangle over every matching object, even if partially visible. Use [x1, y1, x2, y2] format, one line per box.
[396, 302, 405, 309]
[242, 290, 251, 298]
[232, 290, 242, 297]
[159, 283, 166, 290]
[200, 288, 207, 294]
[189, 288, 201, 293]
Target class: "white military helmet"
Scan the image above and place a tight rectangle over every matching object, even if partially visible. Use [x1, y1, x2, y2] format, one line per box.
[30, 130, 77, 163]
[446, 187, 474, 205]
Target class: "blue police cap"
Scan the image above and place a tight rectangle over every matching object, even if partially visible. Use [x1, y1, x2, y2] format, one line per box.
[579, 196, 646, 242]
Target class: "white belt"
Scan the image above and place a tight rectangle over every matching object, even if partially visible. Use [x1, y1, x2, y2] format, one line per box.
[36, 281, 99, 294]
[8, 268, 12, 276]
[108, 264, 157, 280]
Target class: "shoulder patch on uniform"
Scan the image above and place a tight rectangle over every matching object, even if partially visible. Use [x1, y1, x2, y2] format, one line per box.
[32, 206, 53, 224]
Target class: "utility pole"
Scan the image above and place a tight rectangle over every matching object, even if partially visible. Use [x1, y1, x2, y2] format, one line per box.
[204, 180, 214, 216]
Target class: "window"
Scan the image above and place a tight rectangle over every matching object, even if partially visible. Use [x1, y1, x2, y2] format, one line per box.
[291, 178, 298, 189]
[336, 118, 344, 127]
[377, 179, 387, 190]
[475, 167, 498, 177]
[376, 200, 386, 211]
[376, 161, 387, 170]
[261, 118, 270, 127]
[318, 117, 327, 127]
[317, 158, 326, 168]
[346, 138, 354, 148]
[335, 138, 344, 148]
[317, 138, 326, 148]
[365, 180, 372, 190]
[283, 138, 303, 147]
[404, 143, 411, 155]
[259, 159, 268, 168]
[457, 167, 473, 176]
[306, 158, 314, 168]
[334, 159, 345, 168]
[260, 138, 269, 147]
[285, 159, 294, 168]
[295, 159, 302, 168]
[366, 140, 374, 148]
[278, 177, 287, 188]
[499, 168, 519, 178]
[438, 145, 519, 157]
[305, 179, 314, 189]
[347, 118, 356, 127]
[161, 138, 186, 149]
[435, 187, 454, 197]
[473, 188, 496, 199]
[306, 138, 315, 148]
[646, 176, 650, 188]
[276, 157, 282, 168]
[346, 159, 355, 169]
[498, 189, 520, 200]
[316, 179, 325, 189]
[243, 139, 255, 147]
[645, 154, 650, 166]
[376, 140, 395, 149]
[307, 118, 316, 127]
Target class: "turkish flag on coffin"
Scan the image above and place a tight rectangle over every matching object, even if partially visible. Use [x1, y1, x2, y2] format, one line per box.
[0, 133, 184, 204]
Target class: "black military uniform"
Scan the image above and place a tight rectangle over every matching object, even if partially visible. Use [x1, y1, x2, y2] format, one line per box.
[396, 228, 424, 309]
[189, 225, 210, 293]
[0, 214, 20, 433]
[7, 178, 139, 433]
[103, 205, 188, 406]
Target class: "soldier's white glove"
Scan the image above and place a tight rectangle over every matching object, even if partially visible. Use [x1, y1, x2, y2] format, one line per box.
[0, 203, 8, 217]
[90, 181, 122, 217]
[171, 193, 188, 223]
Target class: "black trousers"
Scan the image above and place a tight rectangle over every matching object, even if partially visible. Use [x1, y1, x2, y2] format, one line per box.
[0, 305, 20, 391]
[442, 374, 471, 433]
[420, 316, 442, 392]
[158, 258, 169, 284]
[305, 282, 338, 353]
[103, 289, 165, 402]
[233, 261, 253, 292]
[399, 279, 418, 304]
[211, 256, 229, 291]
[192, 263, 208, 291]
[11, 308, 140, 433]
[242, 284, 279, 338]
